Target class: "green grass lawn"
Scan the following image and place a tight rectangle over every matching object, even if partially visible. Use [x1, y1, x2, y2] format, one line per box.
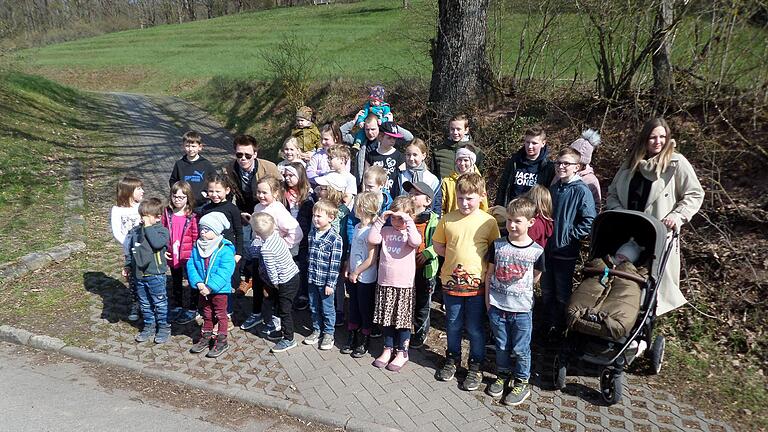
[0, 70, 106, 263]
[17, 0, 766, 94]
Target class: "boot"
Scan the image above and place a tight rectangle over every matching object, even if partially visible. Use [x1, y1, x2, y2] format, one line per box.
[206, 334, 230, 358]
[351, 333, 369, 358]
[190, 331, 213, 354]
[340, 329, 358, 355]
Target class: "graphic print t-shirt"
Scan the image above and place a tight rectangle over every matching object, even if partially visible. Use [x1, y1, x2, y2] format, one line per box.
[487, 238, 545, 312]
[366, 148, 405, 197]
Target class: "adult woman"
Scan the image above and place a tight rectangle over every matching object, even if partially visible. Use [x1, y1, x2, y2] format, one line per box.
[606, 118, 704, 315]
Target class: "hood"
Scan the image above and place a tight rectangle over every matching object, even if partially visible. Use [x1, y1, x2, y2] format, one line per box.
[514, 145, 550, 167]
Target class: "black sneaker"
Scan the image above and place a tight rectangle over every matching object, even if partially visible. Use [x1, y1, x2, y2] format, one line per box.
[487, 373, 508, 398]
[206, 335, 230, 358]
[410, 334, 425, 349]
[340, 330, 357, 355]
[463, 362, 483, 391]
[351, 334, 369, 358]
[190, 331, 213, 354]
[437, 357, 457, 381]
[370, 325, 382, 338]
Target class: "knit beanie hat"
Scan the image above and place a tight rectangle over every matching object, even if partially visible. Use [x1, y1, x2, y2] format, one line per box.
[296, 106, 314, 122]
[569, 129, 601, 165]
[615, 237, 644, 264]
[369, 85, 385, 101]
[455, 147, 477, 165]
[199, 212, 231, 236]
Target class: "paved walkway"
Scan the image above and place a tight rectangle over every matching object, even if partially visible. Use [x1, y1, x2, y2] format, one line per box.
[86, 93, 733, 432]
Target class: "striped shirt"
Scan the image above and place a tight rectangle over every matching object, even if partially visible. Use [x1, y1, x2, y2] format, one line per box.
[308, 228, 344, 288]
[248, 232, 299, 287]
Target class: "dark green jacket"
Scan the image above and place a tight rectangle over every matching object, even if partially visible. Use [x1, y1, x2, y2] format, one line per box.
[430, 136, 482, 180]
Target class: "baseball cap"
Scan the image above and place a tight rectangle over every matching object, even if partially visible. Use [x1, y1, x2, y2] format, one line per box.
[403, 181, 435, 202]
[379, 122, 404, 138]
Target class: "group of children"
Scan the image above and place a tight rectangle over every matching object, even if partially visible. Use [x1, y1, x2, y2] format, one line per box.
[110, 87, 605, 405]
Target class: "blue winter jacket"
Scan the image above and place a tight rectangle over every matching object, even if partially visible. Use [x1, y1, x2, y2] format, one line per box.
[186, 239, 236, 295]
[547, 176, 596, 259]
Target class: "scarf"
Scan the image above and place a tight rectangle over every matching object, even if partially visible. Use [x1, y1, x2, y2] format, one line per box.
[637, 154, 663, 180]
[408, 162, 427, 184]
[197, 235, 223, 258]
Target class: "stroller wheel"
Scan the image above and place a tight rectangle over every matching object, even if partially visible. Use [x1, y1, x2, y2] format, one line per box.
[650, 335, 665, 375]
[600, 368, 623, 405]
[553, 355, 567, 390]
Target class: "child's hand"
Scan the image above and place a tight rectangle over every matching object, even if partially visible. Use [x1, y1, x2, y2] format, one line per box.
[324, 285, 334, 296]
[380, 210, 394, 220]
[415, 252, 428, 267]
[164, 251, 172, 260]
[348, 271, 358, 284]
[241, 212, 251, 224]
[235, 254, 241, 263]
[199, 284, 210, 296]
[121, 267, 130, 281]
[263, 288, 270, 298]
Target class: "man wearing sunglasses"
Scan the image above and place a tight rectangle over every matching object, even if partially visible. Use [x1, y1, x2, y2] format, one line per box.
[224, 134, 280, 228]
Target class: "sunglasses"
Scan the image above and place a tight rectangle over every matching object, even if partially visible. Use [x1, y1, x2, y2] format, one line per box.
[236, 152, 254, 160]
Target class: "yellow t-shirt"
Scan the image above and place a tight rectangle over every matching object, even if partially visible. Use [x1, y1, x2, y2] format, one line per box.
[433, 209, 500, 297]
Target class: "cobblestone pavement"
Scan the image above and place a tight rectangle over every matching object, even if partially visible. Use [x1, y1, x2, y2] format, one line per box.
[86, 93, 734, 432]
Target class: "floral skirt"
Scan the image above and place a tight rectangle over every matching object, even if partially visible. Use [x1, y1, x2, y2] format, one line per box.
[373, 284, 414, 329]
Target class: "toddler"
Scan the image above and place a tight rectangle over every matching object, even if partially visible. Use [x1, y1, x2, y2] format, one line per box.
[292, 106, 320, 161]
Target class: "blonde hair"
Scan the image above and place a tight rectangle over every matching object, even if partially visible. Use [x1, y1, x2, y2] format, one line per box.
[282, 136, 300, 152]
[327, 144, 351, 162]
[169, 181, 195, 215]
[389, 195, 415, 216]
[627, 117, 675, 176]
[455, 172, 486, 196]
[506, 197, 536, 220]
[250, 212, 275, 239]
[354, 191, 381, 221]
[115, 176, 143, 207]
[524, 184, 553, 220]
[313, 199, 338, 219]
[406, 138, 429, 157]
[363, 165, 387, 186]
[256, 176, 286, 207]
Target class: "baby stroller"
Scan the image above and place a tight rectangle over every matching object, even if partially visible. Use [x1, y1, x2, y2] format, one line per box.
[552, 209, 676, 405]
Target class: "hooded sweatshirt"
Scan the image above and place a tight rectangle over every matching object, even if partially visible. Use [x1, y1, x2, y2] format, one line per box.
[168, 155, 216, 203]
[494, 147, 555, 207]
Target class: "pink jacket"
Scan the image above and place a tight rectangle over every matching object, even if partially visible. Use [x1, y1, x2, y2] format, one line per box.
[368, 215, 422, 288]
[161, 208, 199, 268]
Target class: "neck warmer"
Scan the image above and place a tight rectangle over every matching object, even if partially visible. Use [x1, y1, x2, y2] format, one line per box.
[408, 162, 427, 184]
[197, 235, 223, 258]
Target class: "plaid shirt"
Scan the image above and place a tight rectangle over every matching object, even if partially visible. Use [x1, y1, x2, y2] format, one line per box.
[308, 228, 344, 288]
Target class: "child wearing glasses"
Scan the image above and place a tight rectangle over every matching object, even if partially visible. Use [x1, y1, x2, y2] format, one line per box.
[541, 147, 596, 340]
[163, 181, 200, 324]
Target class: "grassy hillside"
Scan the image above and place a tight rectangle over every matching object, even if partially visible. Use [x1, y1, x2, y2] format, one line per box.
[0, 70, 106, 262]
[19, 0, 766, 95]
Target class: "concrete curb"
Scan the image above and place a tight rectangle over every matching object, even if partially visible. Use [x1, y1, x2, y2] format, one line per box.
[0, 324, 402, 432]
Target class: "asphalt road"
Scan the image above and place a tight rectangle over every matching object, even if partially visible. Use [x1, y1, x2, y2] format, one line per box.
[0, 342, 325, 432]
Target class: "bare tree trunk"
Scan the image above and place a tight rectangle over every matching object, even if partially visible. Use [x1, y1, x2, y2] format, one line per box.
[652, 0, 674, 99]
[403, 0, 410, 9]
[429, 0, 490, 116]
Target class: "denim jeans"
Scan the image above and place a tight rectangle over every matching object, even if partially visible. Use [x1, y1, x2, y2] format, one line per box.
[135, 274, 168, 328]
[444, 294, 485, 363]
[308, 284, 336, 335]
[540, 256, 577, 331]
[489, 306, 532, 380]
[383, 326, 411, 350]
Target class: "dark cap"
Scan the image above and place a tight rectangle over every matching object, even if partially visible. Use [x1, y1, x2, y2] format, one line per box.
[403, 181, 435, 202]
[379, 122, 404, 138]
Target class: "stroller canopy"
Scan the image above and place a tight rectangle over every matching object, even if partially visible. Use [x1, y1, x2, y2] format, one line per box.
[589, 210, 669, 284]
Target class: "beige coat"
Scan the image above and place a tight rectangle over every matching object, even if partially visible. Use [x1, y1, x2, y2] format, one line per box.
[606, 153, 704, 315]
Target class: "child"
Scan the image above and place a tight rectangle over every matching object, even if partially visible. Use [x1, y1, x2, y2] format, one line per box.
[354, 85, 393, 128]
[278, 137, 306, 170]
[250, 212, 301, 353]
[111, 175, 144, 321]
[340, 191, 380, 357]
[493, 126, 555, 209]
[523, 184, 554, 249]
[241, 176, 303, 333]
[283, 162, 315, 311]
[162, 181, 199, 324]
[305, 199, 344, 350]
[399, 138, 442, 215]
[306, 122, 350, 184]
[343, 115, 413, 186]
[188, 212, 236, 358]
[365, 122, 406, 198]
[441, 147, 488, 215]
[292, 106, 320, 161]
[125, 198, 171, 344]
[566, 129, 602, 212]
[368, 196, 422, 371]
[314, 145, 357, 200]
[542, 148, 596, 338]
[169, 131, 217, 204]
[198, 174, 243, 329]
[431, 114, 482, 179]
[485, 198, 545, 406]
[433, 172, 500, 390]
[403, 181, 440, 348]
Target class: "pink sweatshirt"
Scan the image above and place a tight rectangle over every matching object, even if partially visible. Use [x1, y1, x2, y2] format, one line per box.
[253, 201, 303, 249]
[367, 215, 422, 288]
